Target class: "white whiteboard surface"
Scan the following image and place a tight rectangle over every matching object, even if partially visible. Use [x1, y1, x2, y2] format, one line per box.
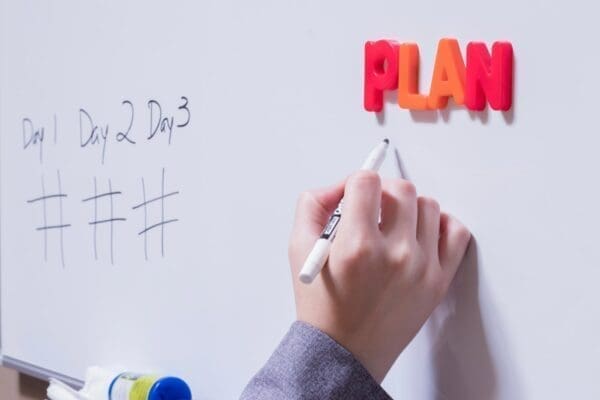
[1, 1, 599, 399]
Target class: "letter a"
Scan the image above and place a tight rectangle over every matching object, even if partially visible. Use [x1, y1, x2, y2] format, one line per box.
[427, 38, 466, 109]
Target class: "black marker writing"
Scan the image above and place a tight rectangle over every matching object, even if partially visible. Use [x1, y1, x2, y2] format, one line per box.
[22, 118, 45, 163]
[177, 96, 190, 128]
[82, 178, 127, 265]
[148, 100, 175, 144]
[132, 168, 179, 260]
[26, 170, 71, 267]
[147, 97, 190, 144]
[116, 100, 136, 145]
[79, 108, 110, 164]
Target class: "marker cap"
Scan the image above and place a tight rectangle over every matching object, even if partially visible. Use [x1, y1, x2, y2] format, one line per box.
[299, 239, 332, 284]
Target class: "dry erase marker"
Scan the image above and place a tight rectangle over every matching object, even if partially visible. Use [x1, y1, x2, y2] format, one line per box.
[298, 138, 390, 284]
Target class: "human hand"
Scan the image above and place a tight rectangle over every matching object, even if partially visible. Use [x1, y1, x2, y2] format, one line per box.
[289, 171, 471, 383]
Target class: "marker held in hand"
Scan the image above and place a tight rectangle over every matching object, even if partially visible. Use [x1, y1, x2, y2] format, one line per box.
[298, 139, 390, 284]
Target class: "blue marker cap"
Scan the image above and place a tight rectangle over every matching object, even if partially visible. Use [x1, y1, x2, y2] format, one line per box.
[148, 377, 192, 400]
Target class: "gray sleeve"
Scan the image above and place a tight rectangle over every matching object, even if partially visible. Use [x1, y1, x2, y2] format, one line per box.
[240, 321, 392, 400]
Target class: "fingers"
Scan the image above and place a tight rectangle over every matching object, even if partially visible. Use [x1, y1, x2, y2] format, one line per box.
[295, 174, 470, 281]
[416, 197, 441, 253]
[438, 213, 471, 278]
[379, 179, 417, 238]
[294, 180, 345, 236]
[341, 171, 382, 234]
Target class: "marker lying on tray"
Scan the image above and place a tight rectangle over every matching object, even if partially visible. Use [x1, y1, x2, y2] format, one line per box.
[298, 138, 390, 284]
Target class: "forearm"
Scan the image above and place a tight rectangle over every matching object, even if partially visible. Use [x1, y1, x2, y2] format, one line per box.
[240, 321, 392, 400]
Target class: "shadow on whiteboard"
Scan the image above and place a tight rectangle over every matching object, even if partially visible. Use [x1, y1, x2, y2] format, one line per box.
[427, 239, 523, 400]
[374, 89, 516, 125]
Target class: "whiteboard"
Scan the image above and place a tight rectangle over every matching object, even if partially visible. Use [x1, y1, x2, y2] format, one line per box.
[1, 1, 599, 399]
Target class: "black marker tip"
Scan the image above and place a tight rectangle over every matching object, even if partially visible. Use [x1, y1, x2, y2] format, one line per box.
[383, 138, 390, 144]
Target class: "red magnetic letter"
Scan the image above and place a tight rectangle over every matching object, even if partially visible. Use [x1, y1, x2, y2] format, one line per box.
[465, 41, 514, 111]
[364, 40, 399, 112]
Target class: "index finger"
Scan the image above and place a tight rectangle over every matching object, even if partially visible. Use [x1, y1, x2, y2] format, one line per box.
[340, 170, 382, 234]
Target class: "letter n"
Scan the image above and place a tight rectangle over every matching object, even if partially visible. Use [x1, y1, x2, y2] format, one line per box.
[465, 41, 514, 111]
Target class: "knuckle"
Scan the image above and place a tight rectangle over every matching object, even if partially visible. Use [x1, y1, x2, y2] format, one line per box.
[297, 190, 315, 208]
[397, 180, 417, 198]
[388, 244, 412, 267]
[418, 196, 440, 213]
[454, 223, 472, 243]
[351, 239, 375, 261]
[348, 170, 381, 190]
[340, 236, 375, 265]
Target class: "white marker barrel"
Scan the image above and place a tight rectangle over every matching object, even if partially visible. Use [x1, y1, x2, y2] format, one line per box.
[298, 138, 389, 284]
[299, 239, 332, 283]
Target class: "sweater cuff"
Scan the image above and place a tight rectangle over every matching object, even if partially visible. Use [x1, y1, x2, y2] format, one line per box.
[241, 321, 392, 400]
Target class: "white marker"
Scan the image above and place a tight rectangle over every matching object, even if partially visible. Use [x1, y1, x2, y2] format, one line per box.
[298, 138, 390, 284]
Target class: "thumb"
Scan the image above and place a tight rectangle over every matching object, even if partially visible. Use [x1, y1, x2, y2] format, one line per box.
[289, 181, 345, 275]
[293, 180, 345, 238]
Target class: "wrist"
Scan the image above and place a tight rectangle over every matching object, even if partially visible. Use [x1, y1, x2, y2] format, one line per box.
[297, 317, 393, 384]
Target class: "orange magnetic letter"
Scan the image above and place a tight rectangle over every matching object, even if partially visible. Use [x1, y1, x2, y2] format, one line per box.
[398, 43, 429, 110]
[427, 38, 466, 109]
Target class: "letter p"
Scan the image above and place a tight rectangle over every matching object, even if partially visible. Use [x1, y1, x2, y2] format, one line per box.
[364, 40, 399, 112]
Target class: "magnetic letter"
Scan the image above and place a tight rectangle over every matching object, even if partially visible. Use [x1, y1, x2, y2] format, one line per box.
[465, 41, 514, 111]
[364, 40, 399, 112]
[427, 38, 466, 109]
[397, 43, 429, 110]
